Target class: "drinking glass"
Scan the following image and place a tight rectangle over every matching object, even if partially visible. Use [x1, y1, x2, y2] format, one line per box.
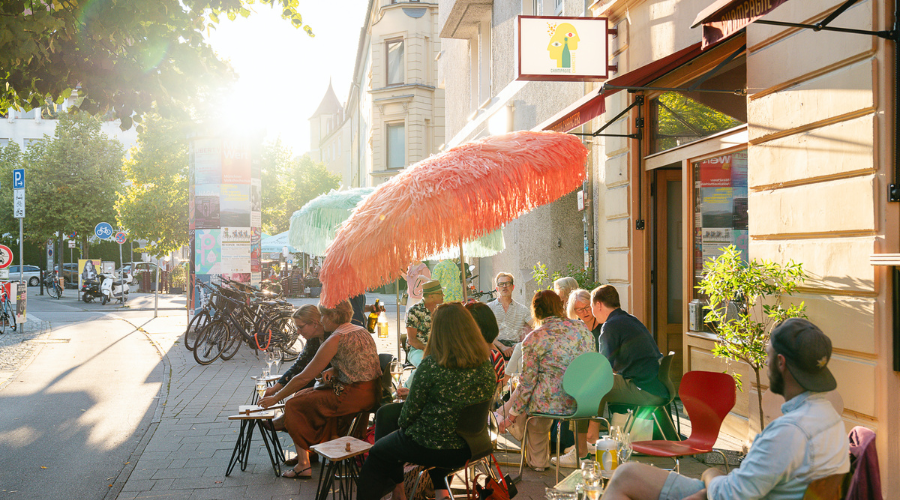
[580, 460, 602, 500]
[390, 361, 404, 387]
[255, 379, 267, 401]
[617, 431, 633, 464]
[265, 350, 276, 375]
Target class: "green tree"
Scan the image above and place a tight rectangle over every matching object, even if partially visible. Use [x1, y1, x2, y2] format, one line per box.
[21, 113, 125, 264]
[0, 141, 24, 239]
[0, 1, 313, 128]
[116, 114, 190, 257]
[696, 245, 807, 431]
[532, 261, 600, 292]
[259, 143, 340, 235]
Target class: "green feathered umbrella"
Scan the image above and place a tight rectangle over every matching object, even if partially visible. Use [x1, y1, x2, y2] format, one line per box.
[288, 187, 376, 256]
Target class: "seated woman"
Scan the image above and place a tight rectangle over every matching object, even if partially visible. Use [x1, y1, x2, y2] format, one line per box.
[259, 300, 382, 478]
[465, 301, 506, 385]
[266, 305, 331, 398]
[358, 303, 496, 500]
[553, 277, 578, 314]
[495, 290, 593, 471]
[567, 289, 602, 351]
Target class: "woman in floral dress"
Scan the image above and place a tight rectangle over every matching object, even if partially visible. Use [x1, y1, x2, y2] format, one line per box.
[496, 290, 594, 470]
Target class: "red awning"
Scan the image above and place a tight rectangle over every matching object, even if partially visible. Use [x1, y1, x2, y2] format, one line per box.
[537, 42, 703, 133]
[692, 0, 791, 48]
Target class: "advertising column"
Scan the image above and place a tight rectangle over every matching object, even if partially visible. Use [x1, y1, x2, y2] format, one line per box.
[188, 137, 261, 317]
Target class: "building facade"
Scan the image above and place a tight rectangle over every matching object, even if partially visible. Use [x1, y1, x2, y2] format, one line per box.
[439, 0, 595, 303]
[309, 0, 445, 189]
[0, 99, 138, 152]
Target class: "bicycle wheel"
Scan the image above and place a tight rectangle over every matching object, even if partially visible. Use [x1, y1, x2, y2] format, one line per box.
[264, 315, 302, 361]
[0, 311, 6, 334]
[184, 310, 211, 352]
[219, 321, 242, 360]
[193, 321, 225, 365]
[46, 282, 60, 299]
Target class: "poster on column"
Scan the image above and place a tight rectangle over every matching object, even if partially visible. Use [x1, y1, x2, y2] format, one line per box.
[250, 178, 261, 227]
[193, 139, 222, 185]
[250, 227, 261, 273]
[222, 140, 251, 184]
[220, 184, 250, 226]
[221, 227, 251, 275]
[195, 185, 221, 229]
[195, 229, 222, 274]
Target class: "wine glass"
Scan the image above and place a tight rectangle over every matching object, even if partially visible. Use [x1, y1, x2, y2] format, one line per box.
[271, 347, 283, 374]
[389, 361, 404, 398]
[265, 350, 277, 377]
[617, 431, 633, 464]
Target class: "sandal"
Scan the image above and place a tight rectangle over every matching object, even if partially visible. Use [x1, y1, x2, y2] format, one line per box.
[282, 466, 312, 479]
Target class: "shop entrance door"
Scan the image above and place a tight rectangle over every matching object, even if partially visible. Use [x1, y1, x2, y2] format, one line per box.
[653, 168, 684, 389]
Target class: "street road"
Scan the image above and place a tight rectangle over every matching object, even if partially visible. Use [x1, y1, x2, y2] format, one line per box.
[0, 295, 167, 499]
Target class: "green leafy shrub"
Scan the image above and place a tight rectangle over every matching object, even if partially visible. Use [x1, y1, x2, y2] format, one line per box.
[532, 262, 601, 292]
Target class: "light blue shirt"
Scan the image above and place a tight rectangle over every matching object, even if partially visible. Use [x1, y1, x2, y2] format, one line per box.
[708, 391, 850, 500]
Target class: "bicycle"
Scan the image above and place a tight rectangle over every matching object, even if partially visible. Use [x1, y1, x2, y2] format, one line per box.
[44, 272, 63, 299]
[0, 285, 17, 333]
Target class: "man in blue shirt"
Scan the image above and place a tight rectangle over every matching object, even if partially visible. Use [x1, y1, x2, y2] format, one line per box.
[602, 318, 850, 500]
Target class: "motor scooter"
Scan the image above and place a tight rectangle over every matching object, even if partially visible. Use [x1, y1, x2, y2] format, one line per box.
[81, 279, 103, 303]
[99, 272, 133, 305]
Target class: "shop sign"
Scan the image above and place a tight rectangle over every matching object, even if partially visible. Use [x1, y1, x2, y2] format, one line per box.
[517, 16, 611, 82]
[697, 0, 790, 48]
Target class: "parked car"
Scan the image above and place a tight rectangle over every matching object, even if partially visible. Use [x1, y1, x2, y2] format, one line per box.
[7, 265, 42, 286]
[53, 263, 79, 288]
[117, 262, 159, 277]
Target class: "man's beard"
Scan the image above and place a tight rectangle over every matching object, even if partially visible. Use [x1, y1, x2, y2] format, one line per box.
[769, 363, 785, 396]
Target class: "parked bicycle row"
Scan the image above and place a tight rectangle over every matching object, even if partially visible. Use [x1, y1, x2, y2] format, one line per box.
[185, 278, 301, 366]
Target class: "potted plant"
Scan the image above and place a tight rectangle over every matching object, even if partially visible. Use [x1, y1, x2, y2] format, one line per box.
[696, 245, 807, 432]
[532, 262, 601, 291]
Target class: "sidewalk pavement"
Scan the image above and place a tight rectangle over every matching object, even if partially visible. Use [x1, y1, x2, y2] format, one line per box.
[111, 310, 722, 500]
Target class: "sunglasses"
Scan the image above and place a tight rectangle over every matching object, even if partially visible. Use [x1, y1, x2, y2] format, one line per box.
[496, 282, 513, 288]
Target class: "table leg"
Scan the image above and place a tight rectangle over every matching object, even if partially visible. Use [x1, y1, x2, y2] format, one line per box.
[315, 458, 338, 500]
[256, 421, 283, 476]
[241, 420, 256, 471]
[225, 420, 250, 476]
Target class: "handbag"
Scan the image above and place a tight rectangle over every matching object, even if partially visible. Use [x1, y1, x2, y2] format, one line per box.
[465, 454, 517, 500]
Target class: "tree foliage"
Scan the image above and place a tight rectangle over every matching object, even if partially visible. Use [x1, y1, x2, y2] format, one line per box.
[0, 141, 25, 238]
[259, 142, 340, 235]
[696, 245, 806, 431]
[116, 114, 190, 257]
[532, 261, 601, 292]
[0, 0, 313, 128]
[11, 112, 125, 255]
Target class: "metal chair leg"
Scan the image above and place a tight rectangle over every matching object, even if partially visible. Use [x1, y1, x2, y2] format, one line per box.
[713, 449, 730, 473]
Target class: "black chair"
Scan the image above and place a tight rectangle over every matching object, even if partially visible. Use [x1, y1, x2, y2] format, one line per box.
[411, 399, 493, 500]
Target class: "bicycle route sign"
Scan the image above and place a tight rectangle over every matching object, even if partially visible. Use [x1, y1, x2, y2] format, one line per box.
[95, 222, 114, 240]
[115, 232, 127, 245]
[0, 244, 13, 269]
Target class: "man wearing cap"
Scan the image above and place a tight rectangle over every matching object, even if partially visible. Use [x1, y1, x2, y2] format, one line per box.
[602, 318, 850, 500]
[404, 280, 444, 385]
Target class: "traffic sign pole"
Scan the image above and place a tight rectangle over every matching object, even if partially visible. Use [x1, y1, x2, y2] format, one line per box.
[14, 169, 24, 287]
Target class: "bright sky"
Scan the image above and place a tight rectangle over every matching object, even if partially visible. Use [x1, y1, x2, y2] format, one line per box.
[206, 1, 369, 156]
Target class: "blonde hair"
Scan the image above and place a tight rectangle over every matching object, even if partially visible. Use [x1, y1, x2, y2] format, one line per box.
[292, 304, 321, 324]
[566, 289, 592, 319]
[317, 300, 353, 325]
[425, 303, 490, 369]
[494, 272, 515, 287]
[553, 277, 578, 307]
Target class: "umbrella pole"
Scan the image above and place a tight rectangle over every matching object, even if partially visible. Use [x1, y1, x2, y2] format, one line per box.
[396, 282, 401, 361]
[459, 238, 467, 301]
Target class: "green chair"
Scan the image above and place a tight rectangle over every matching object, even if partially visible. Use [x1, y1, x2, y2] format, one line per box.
[608, 352, 680, 441]
[515, 352, 614, 483]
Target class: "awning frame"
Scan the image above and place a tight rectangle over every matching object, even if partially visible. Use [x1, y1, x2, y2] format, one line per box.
[751, 0, 896, 40]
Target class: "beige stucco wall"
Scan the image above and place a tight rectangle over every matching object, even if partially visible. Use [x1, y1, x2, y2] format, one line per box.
[590, 0, 897, 488]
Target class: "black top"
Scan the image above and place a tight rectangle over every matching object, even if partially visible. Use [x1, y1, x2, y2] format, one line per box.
[591, 322, 604, 352]
[277, 331, 332, 388]
[598, 309, 667, 398]
[350, 293, 367, 327]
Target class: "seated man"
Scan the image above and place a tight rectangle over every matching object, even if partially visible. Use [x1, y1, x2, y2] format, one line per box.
[559, 285, 669, 466]
[404, 280, 443, 386]
[486, 272, 534, 359]
[602, 318, 850, 500]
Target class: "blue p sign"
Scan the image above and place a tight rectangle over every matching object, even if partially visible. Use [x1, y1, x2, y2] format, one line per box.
[13, 169, 24, 189]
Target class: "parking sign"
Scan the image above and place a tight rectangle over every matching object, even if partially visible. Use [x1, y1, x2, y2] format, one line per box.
[13, 169, 24, 189]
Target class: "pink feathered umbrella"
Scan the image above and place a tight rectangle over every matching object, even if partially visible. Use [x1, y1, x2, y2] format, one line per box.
[319, 130, 588, 307]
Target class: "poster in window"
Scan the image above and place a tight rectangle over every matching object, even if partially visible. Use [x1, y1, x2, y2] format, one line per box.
[693, 149, 749, 280]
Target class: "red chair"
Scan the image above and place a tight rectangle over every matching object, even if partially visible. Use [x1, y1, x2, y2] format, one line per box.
[629, 370, 736, 473]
